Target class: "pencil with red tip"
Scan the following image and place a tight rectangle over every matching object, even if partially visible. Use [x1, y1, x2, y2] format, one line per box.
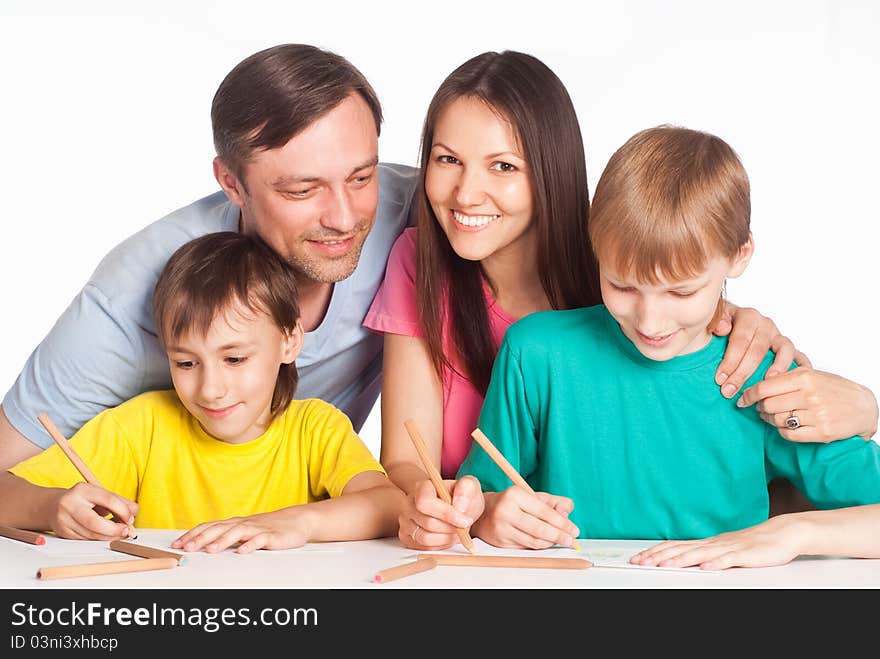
[0, 525, 46, 546]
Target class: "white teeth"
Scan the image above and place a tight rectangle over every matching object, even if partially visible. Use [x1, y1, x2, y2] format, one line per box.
[453, 210, 499, 227]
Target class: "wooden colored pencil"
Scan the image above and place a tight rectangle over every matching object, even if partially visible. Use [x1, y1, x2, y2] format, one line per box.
[109, 539, 186, 565]
[37, 412, 139, 540]
[471, 428, 580, 550]
[373, 557, 437, 583]
[418, 553, 591, 570]
[403, 419, 475, 554]
[0, 525, 46, 546]
[36, 557, 178, 581]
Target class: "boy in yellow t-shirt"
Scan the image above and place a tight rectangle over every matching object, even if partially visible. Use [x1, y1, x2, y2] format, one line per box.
[0, 232, 404, 553]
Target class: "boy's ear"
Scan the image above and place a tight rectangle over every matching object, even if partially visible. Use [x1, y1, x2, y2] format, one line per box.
[727, 233, 754, 279]
[280, 320, 304, 365]
[213, 157, 247, 208]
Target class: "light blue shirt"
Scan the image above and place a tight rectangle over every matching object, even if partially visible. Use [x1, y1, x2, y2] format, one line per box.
[4, 163, 417, 448]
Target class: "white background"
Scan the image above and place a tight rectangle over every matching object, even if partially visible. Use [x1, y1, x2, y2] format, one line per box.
[1, 1, 877, 456]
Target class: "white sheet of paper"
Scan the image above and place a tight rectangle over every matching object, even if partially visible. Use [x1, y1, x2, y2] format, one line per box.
[424, 539, 721, 574]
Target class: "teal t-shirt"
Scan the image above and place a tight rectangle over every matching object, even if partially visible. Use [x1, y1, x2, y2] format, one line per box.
[457, 305, 880, 540]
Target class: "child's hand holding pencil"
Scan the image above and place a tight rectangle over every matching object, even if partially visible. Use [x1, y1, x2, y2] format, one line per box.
[38, 413, 139, 541]
[469, 429, 580, 550]
[48, 481, 139, 541]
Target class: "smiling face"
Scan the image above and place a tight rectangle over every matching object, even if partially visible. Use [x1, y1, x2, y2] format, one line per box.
[214, 93, 380, 284]
[424, 96, 534, 265]
[600, 243, 752, 361]
[165, 301, 303, 444]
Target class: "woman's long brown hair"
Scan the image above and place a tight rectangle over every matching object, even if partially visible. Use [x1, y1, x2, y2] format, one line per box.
[416, 51, 600, 395]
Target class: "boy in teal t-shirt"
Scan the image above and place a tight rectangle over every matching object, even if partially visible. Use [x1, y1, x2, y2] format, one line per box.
[454, 126, 880, 569]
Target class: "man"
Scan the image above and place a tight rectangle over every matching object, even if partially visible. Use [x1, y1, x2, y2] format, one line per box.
[0, 44, 416, 467]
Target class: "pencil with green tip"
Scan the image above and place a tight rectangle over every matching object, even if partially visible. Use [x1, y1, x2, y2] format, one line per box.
[37, 412, 139, 540]
[470, 428, 580, 551]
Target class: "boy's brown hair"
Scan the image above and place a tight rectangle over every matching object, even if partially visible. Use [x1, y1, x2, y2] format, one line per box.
[152, 232, 300, 420]
[589, 125, 751, 287]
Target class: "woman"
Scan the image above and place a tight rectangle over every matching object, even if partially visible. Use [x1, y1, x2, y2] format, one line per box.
[363, 50, 877, 550]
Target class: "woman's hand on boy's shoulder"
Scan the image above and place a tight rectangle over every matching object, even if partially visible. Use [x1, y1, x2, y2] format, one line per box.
[713, 303, 811, 399]
[737, 367, 879, 443]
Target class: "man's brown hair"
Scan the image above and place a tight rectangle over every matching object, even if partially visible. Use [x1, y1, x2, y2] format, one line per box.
[211, 43, 382, 184]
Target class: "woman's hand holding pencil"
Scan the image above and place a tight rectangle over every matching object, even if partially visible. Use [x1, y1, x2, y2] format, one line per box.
[402, 475, 485, 551]
[401, 420, 480, 553]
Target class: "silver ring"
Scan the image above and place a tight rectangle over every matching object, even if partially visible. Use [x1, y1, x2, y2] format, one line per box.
[410, 524, 421, 542]
[785, 411, 801, 430]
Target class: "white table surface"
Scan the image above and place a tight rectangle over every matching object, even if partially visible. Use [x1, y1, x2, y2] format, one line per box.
[2, 529, 877, 589]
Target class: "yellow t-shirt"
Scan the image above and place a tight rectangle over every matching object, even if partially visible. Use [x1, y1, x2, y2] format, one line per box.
[10, 391, 385, 529]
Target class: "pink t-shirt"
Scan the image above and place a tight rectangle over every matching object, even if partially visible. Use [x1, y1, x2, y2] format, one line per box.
[364, 228, 514, 478]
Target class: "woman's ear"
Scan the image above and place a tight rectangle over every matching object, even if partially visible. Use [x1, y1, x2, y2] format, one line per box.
[727, 233, 754, 279]
[281, 319, 304, 365]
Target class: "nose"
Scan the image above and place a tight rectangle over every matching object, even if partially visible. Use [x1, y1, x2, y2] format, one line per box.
[320, 187, 358, 234]
[454, 166, 487, 207]
[198, 363, 227, 402]
[635, 295, 665, 335]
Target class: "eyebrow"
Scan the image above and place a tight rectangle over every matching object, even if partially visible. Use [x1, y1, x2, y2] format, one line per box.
[217, 342, 255, 351]
[605, 273, 708, 289]
[271, 156, 379, 187]
[431, 142, 523, 160]
[166, 342, 255, 353]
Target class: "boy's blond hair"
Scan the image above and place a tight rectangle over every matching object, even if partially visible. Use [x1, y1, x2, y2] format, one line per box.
[590, 125, 751, 286]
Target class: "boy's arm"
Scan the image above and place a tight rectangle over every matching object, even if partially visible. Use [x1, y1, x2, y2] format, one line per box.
[0, 471, 136, 539]
[764, 421, 880, 509]
[631, 504, 880, 570]
[458, 338, 578, 549]
[173, 471, 405, 553]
